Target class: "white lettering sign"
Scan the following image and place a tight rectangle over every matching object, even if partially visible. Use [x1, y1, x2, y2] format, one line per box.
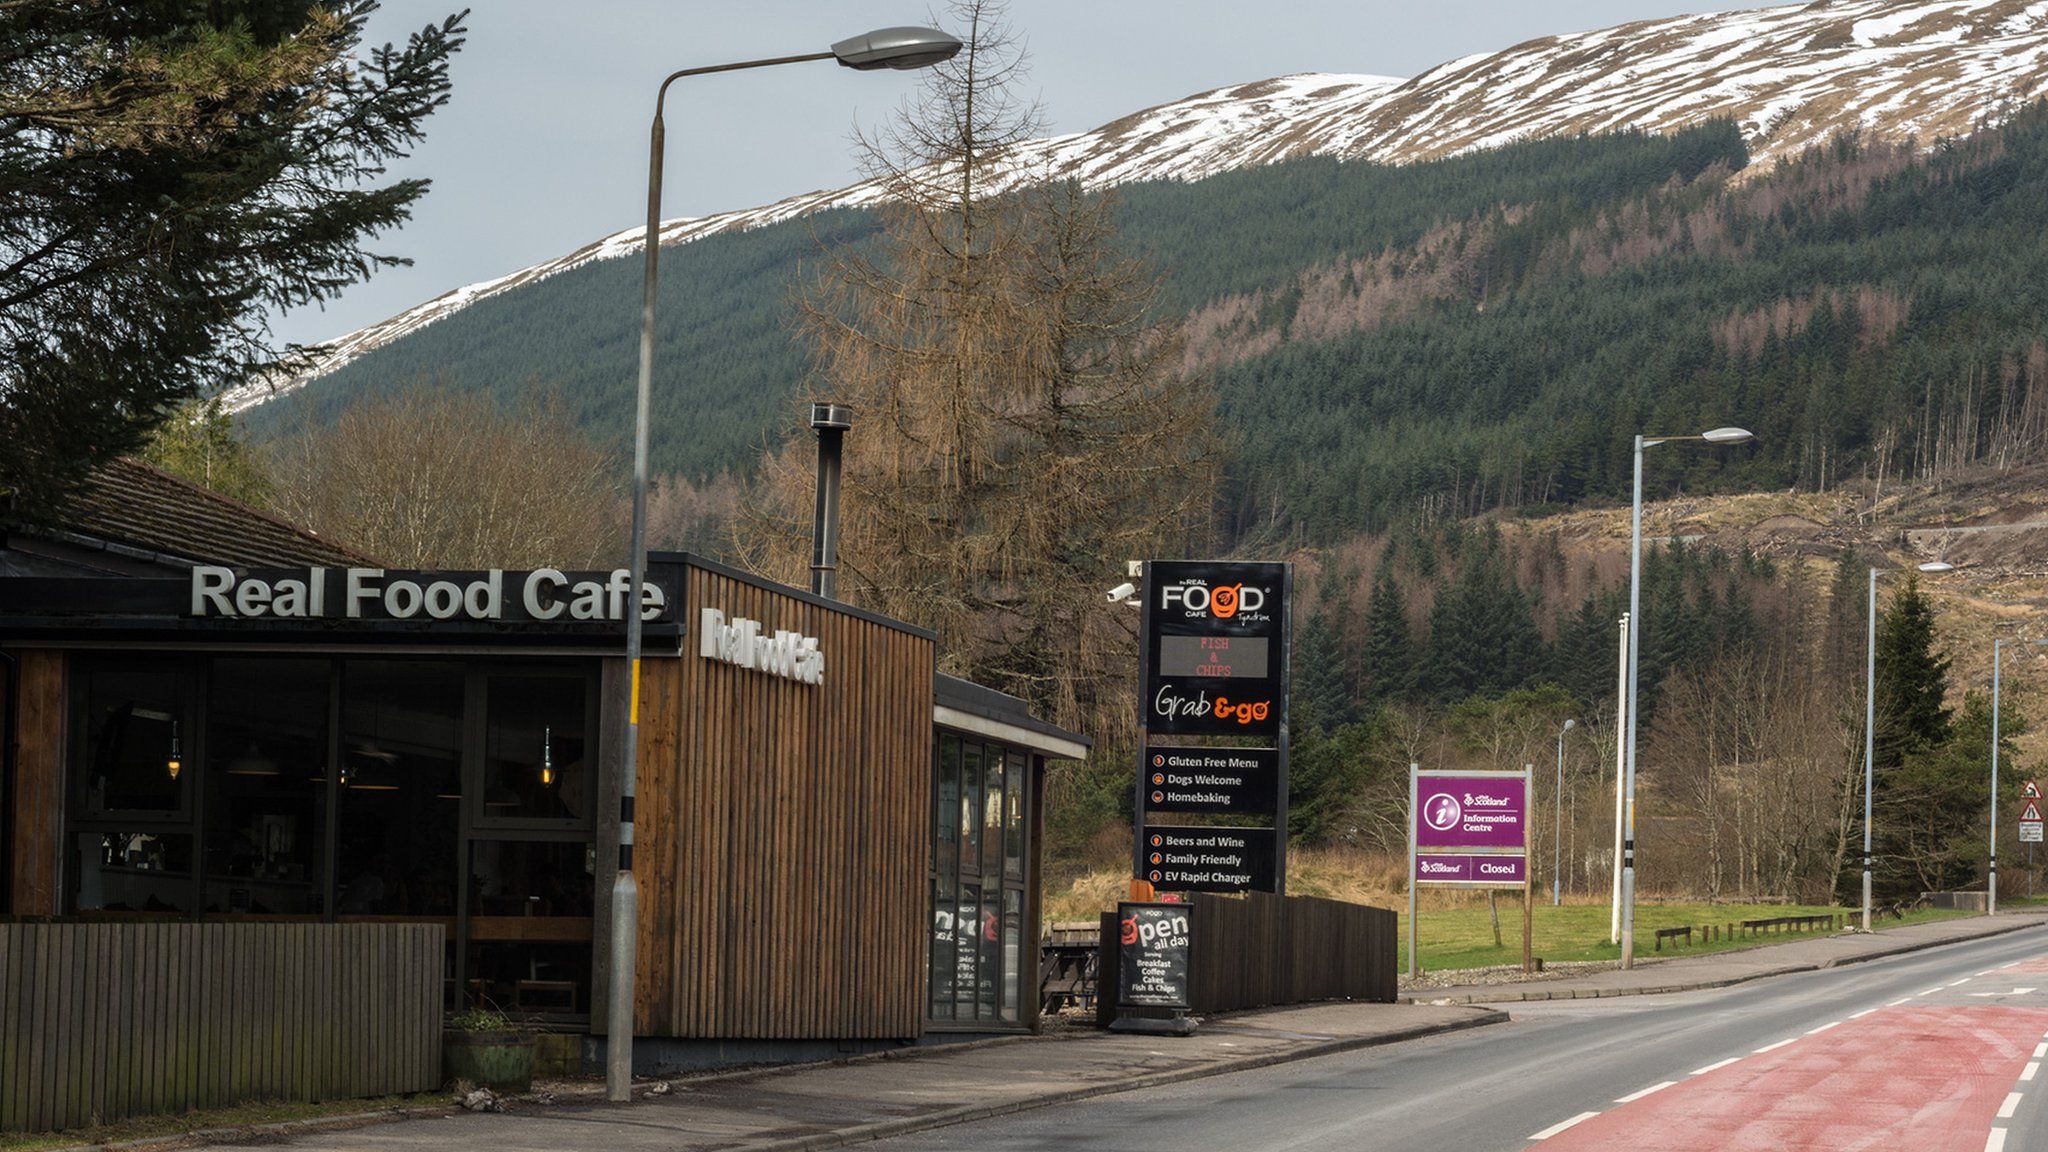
[188, 566, 665, 624]
[698, 608, 824, 685]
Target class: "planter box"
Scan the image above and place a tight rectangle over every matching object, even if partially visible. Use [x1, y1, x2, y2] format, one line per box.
[443, 1032, 536, 1093]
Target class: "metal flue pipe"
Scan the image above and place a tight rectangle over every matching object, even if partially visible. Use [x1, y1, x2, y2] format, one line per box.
[810, 403, 851, 600]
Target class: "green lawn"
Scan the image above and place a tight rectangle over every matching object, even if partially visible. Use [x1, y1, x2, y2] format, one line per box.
[1401, 899, 1971, 974]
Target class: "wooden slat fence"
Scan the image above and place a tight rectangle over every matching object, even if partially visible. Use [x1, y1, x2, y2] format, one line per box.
[1097, 893, 1396, 1024]
[1188, 892, 1396, 1012]
[0, 922, 443, 1133]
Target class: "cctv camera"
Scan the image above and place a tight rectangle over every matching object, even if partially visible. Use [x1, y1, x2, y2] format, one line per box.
[1106, 582, 1137, 604]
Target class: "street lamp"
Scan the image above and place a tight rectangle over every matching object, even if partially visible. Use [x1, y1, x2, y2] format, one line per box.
[1988, 634, 2044, 917]
[608, 24, 962, 1104]
[1621, 426, 1754, 968]
[1859, 559, 1953, 932]
[1555, 719, 1575, 907]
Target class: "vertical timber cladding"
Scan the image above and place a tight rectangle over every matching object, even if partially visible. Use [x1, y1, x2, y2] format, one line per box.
[641, 559, 936, 1039]
[7, 649, 64, 915]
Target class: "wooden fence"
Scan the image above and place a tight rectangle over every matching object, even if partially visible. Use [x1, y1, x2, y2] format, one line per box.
[0, 922, 444, 1133]
[1098, 893, 1396, 1023]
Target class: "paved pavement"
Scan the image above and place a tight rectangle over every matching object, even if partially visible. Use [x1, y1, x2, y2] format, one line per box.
[211, 1002, 1497, 1152]
[1413, 908, 2048, 1003]
[857, 919, 2048, 1152]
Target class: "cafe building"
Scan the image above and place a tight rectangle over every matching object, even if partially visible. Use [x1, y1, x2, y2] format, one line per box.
[1, 459, 1087, 1078]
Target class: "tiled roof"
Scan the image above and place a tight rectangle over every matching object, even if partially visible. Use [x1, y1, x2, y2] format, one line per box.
[45, 457, 376, 568]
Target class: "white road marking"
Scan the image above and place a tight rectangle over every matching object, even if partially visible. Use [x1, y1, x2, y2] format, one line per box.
[1529, 1111, 1602, 1140]
[1691, 1057, 1741, 1076]
[2033, 1043, 2046, 1059]
[1615, 1081, 1676, 1104]
[1979, 969, 2002, 977]
[1949, 978, 1972, 987]
[1968, 988, 2038, 997]
[2023, 1062, 2040, 1082]
[1918, 986, 1947, 996]
[1807, 1021, 1841, 1035]
[1888, 997, 1914, 1007]
[1998, 1092, 2022, 1120]
[1754, 1038, 1797, 1054]
[1987, 1127, 2007, 1152]
[1848, 1007, 1879, 1019]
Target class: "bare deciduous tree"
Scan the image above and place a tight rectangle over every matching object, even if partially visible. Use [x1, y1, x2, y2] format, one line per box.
[267, 384, 620, 568]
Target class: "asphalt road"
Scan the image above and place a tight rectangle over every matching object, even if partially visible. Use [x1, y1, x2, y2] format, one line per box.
[869, 925, 2048, 1152]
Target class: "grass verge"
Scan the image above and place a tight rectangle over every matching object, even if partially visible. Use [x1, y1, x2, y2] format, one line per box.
[0, 1093, 448, 1152]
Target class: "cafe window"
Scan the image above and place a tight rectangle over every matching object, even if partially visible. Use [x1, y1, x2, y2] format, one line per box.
[927, 733, 1033, 1027]
[65, 653, 601, 1020]
[203, 659, 328, 916]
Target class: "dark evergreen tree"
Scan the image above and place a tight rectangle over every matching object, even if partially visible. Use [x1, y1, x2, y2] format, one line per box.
[1294, 609, 1353, 732]
[1874, 575, 1953, 766]
[1360, 569, 1414, 704]
[1, 1, 469, 508]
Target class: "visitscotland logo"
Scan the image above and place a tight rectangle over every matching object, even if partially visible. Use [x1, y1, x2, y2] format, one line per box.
[698, 608, 824, 685]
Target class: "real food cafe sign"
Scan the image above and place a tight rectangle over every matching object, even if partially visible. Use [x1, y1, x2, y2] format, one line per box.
[189, 566, 671, 623]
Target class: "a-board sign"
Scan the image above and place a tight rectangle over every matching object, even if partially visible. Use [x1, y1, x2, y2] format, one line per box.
[1414, 773, 1529, 853]
[1142, 747, 1279, 816]
[1142, 561, 1288, 737]
[1118, 902, 1192, 1009]
[1144, 826, 1277, 892]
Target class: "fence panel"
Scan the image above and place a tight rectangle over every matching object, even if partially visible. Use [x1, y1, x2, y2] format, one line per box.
[1186, 892, 1396, 1013]
[0, 922, 443, 1133]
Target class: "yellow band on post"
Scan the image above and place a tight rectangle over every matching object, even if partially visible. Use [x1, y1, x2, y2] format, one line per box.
[630, 658, 641, 726]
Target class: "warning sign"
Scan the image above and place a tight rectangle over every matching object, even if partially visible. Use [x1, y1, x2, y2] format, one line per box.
[2022, 798, 2044, 824]
[2023, 779, 2042, 799]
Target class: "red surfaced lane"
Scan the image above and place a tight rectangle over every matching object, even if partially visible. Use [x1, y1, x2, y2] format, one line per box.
[1536, 1005, 2048, 1151]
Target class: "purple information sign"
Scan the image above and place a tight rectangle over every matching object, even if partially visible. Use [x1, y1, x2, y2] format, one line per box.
[1415, 853, 1527, 886]
[1415, 774, 1528, 852]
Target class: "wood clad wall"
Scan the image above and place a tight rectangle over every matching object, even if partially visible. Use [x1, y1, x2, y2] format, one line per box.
[7, 648, 64, 916]
[632, 565, 935, 1039]
[0, 922, 444, 1133]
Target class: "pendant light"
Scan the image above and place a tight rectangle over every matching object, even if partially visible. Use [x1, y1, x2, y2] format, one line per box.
[540, 726, 555, 787]
[166, 719, 183, 782]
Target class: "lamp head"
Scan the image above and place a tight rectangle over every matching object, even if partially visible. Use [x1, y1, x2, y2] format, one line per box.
[1700, 426, 1755, 445]
[831, 27, 963, 70]
[1562, 719, 1576, 732]
[1917, 561, 1954, 573]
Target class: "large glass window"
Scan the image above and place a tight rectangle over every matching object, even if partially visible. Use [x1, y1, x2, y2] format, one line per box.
[65, 653, 601, 1021]
[78, 662, 191, 819]
[478, 674, 593, 828]
[203, 660, 328, 916]
[927, 733, 1034, 1027]
[337, 662, 461, 916]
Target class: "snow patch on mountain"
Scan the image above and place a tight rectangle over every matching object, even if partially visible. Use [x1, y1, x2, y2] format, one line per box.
[229, 0, 2048, 411]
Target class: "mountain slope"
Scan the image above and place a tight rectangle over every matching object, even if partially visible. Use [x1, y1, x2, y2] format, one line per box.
[233, 0, 2048, 408]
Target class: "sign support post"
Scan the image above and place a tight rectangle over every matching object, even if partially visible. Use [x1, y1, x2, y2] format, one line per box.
[1408, 764, 1419, 980]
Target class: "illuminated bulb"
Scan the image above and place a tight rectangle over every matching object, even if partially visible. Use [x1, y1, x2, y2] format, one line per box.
[540, 726, 555, 786]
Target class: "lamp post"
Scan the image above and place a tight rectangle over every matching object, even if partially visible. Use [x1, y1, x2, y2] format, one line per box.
[608, 24, 962, 1103]
[1987, 635, 2044, 917]
[1859, 559, 1953, 933]
[1622, 426, 1753, 969]
[1555, 718, 1574, 907]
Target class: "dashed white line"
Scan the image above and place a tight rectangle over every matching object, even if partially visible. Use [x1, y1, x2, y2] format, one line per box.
[2033, 1042, 2046, 1059]
[1529, 1111, 1602, 1141]
[1918, 986, 1947, 996]
[1848, 1007, 1879, 1019]
[1948, 978, 1972, 987]
[1615, 1081, 1676, 1104]
[1807, 1021, 1842, 1035]
[1987, 1127, 2007, 1152]
[1998, 1092, 2023, 1120]
[1979, 969, 2002, 977]
[1755, 1038, 1797, 1054]
[1888, 997, 1914, 1007]
[1692, 1057, 1741, 1076]
[2023, 1062, 2040, 1082]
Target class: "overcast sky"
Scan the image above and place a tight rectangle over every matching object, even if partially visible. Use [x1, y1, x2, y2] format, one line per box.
[272, 0, 1772, 346]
